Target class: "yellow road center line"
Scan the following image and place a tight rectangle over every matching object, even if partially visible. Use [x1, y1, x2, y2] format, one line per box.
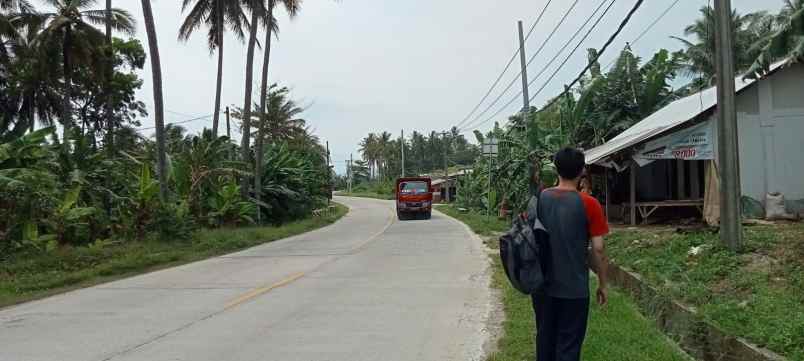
[224, 272, 305, 311]
[350, 207, 396, 253]
[224, 205, 393, 311]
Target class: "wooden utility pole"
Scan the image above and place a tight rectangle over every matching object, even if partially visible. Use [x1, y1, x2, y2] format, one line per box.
[714, 0, 743, 250]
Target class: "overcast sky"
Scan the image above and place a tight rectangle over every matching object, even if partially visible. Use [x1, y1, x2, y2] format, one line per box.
[61, 0, 782, 173]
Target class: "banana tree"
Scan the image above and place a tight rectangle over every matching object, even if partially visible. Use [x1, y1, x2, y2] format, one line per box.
[207, 179, 255, 227]
[43, 185, 97, 246]
[0, 127, 58, 251]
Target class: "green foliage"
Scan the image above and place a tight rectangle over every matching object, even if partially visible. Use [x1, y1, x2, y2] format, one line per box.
[257, 142, 330, 222]
[0, 1, 338, 309]
[457, 46, 683, 214]
[607, 224, 804, 359]
[341, 180, 396, 200]
[673, 5, 777, 84]
[0, 127, 58, 254]
[356, 128, 479, 182]
[0, 203, 348, 308]
[207, 180, 256, 227]
[436, 205, 508, 238]
[44, 185, 98, 246]
[747, 0, 804, 78]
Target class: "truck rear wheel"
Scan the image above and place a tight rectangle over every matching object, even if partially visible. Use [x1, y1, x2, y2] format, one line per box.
[397, 210, 406, 221]
[424, 211, 432, 220]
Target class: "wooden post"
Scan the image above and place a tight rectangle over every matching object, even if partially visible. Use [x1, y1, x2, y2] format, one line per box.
[690, 161, 701, 199]
[677, 159, 687, 200]
[630, 162, 637, 226]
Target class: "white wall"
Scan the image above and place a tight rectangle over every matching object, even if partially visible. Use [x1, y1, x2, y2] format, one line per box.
[738, 63, 804, 211]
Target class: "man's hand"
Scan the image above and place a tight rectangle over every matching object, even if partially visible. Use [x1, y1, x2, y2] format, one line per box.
[596, 286, 608, 306]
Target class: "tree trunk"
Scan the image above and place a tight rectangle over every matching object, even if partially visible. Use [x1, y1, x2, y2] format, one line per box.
[62, 27, 73, 143]
[212, 0, 224, 137]
[105, 0, 115, 154]
[141, 0, 168, 200]
[240, 2, 261, 198]
[254, 4, 275, 224]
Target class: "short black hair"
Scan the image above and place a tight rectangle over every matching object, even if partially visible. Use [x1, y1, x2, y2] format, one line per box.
[554, 147, 585, 180]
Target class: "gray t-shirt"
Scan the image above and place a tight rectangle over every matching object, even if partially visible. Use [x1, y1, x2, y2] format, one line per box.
[535, 188, 607, 299]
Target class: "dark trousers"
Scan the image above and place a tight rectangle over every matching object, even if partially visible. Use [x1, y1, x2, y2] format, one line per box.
[531, 295, 590, 361]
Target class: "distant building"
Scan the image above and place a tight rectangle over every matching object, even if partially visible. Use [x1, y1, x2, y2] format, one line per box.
[431, 169, 472, 203]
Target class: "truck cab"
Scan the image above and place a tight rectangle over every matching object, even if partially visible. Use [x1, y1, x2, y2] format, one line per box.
[395, 177, 433, 220]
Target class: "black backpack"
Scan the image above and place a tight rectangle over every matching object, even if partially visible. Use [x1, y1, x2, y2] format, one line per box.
[499, 194, 550, 295]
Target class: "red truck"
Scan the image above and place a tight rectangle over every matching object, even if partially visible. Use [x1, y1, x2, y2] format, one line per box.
[395, 177, 433, 220]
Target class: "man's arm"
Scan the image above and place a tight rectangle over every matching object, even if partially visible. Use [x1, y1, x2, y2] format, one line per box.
[590, 235, 609, 306]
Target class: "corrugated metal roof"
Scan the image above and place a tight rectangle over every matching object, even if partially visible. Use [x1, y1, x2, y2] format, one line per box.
[585, 59, 789, 165]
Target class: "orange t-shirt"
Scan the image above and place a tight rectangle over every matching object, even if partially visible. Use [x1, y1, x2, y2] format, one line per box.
[579, 192, 609, 237]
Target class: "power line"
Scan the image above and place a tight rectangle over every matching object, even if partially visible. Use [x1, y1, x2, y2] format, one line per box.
[521, 0, 646, 128]
[460, 0, 611, 132]
[458, 0, 583, 131]
[631, 0, 680, 45]
[602, 0, 681, 71]
[466, 0, 645, 135]
[453, 0, 555, 130]
[166, 109, 198, 118]
[528, 0, 619, 104]
[137, 113, 215, 131]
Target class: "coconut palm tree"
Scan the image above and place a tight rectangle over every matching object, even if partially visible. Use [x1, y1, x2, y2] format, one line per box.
[238, 0, 266, 197]
[673, 6, 774, 85]
[254, 84, 304, 222]
[746, 0, 804, 78]
[359, 133, 377, 180]
[104, 0, 112, 150]
[376, 131, 391, 180]
[37, 0, 135, 142]
[179, 0, 248, 137]
[5, 19, 62, 136]
[139, 0, 167, 199]
[1, 0, 32, 49]
[253, 0, 298, 219]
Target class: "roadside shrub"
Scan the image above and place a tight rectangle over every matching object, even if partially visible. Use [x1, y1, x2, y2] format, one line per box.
[149, 201, 196, 241]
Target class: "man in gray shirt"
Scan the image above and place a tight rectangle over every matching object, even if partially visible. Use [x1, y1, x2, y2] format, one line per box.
[531, 147, 609, 361]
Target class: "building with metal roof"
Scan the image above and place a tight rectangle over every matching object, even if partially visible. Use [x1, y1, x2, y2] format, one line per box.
[586, 59, 804, 225]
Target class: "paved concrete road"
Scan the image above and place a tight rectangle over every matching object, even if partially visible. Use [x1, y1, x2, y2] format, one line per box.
[0, 197, 493, 361]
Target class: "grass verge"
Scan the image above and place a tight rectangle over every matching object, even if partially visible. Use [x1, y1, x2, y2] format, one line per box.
[438, 205, 689, 361]
[0, 203, 348, 308]
[337, 191, 394, 200]
[435, 205, 508, 238]
[607, 223, 804, 360]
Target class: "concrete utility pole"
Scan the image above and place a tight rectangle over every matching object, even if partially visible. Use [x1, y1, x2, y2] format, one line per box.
[225, 106, 231, 140]
[443, 131, 449, 202]
[517, 21, 530, 113]
[401, 130, 406, 177]
[326, 141, 331, 205]
[349, 153, 354, 194]
[442, 132, 449, 178]
[714, 0, 743, 250]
